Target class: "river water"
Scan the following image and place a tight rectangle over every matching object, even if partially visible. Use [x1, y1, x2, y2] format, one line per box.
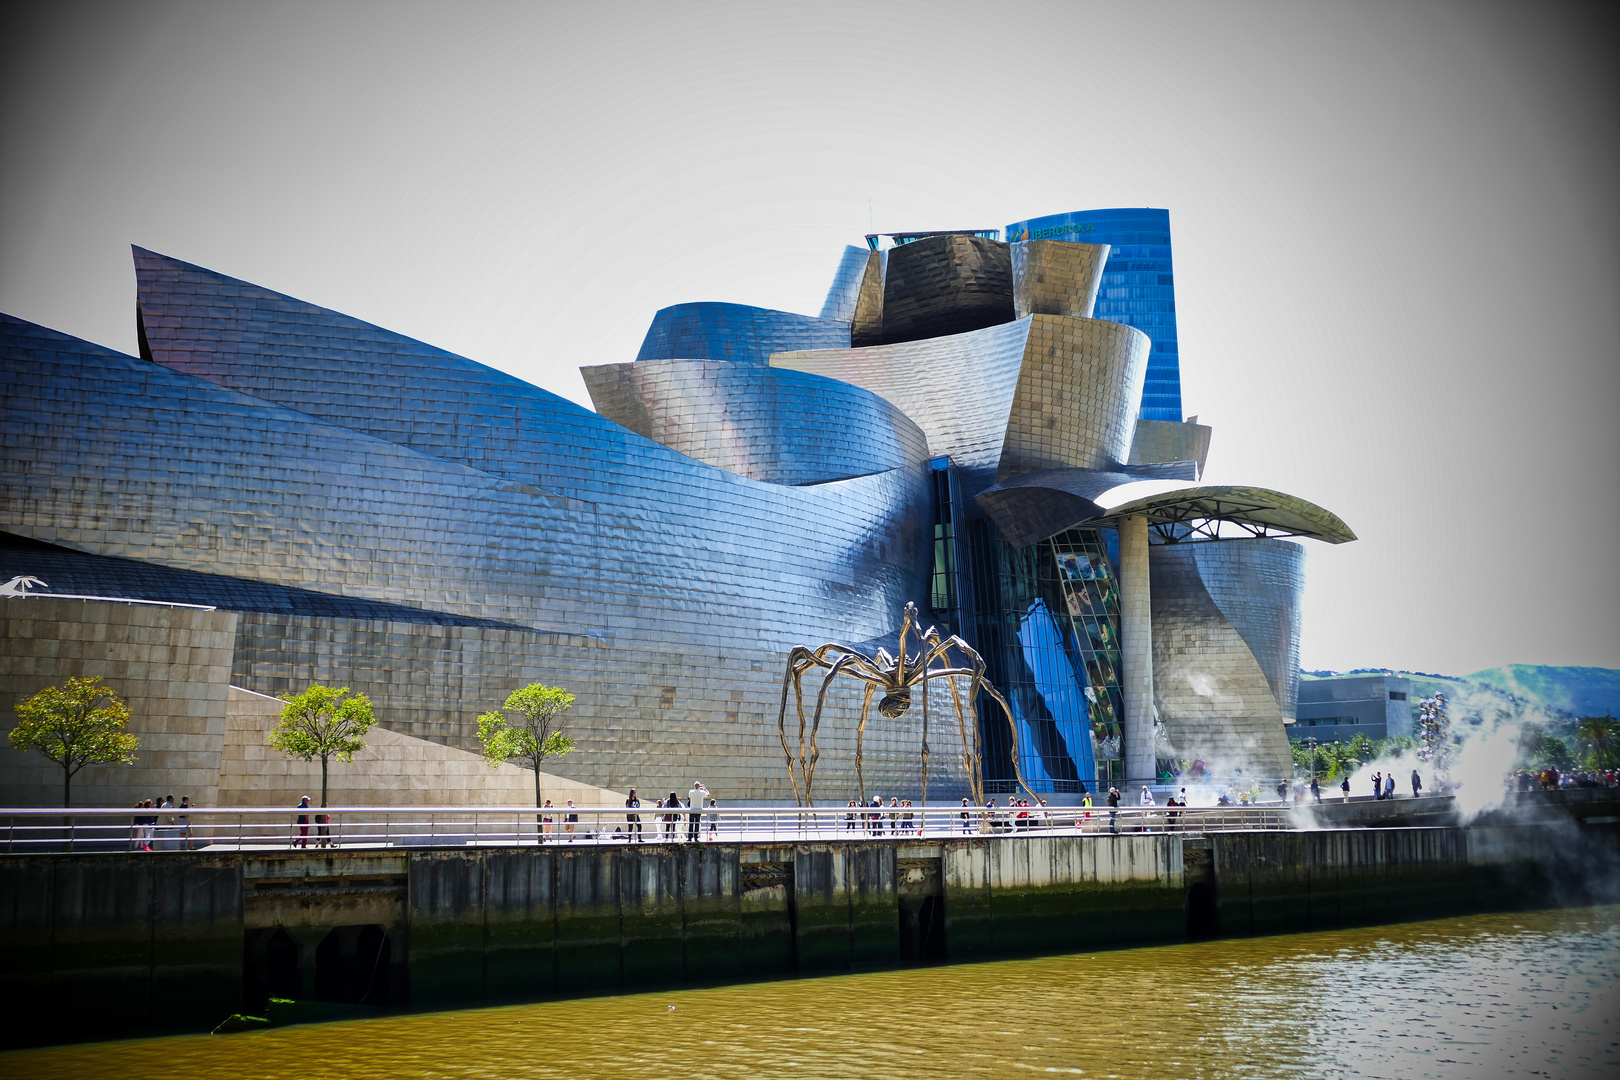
[7, 906, 1617, 1080]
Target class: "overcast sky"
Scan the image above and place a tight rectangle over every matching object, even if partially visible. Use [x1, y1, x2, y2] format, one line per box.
[3, 1, 1615, 676]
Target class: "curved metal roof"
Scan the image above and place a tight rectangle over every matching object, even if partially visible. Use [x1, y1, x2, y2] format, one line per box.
[975, 467, 1355, 549]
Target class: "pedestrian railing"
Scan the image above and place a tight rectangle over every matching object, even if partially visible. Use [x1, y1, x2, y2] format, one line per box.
[0, 803, 1294, 854]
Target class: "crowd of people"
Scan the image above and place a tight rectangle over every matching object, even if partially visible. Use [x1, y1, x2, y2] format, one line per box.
[1507, 767, 1617, 791]
[129, 794, 193, 850]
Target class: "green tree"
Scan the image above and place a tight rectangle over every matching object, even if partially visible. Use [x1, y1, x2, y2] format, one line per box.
[266, 685, 376, 807]
[8, 675, 139, 806]
[1517, 722, 1575, 773]
[1574, 715, 1618, 771]
[477, 683, 576, 808]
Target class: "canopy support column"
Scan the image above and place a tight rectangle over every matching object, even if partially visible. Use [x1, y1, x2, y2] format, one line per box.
[1118, 513, 1156, 781]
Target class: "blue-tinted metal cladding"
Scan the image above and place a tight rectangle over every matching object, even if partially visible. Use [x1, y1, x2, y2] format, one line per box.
[1005, 208, 1182, 422]
[1, 288, 952, 800]
[635, 301, 850, 364]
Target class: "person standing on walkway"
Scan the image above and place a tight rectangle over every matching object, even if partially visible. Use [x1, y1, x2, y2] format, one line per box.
[1107, 786, 1121, 833]
[1371, 771, 1382, 800]
[178, 796, 194, 849]
[1341, 775, 1351, 802]
[960, 797, 972, 834]
[687, 782, 708, 842]
[1385, 774, 1396, 800]
[625, 788, 643, 842]
[541, 799, 555, 842]
[664, 791, 681, 841]
[1411, 770, 1422, 799]
[294, 796, 311, 848]
[1310, 776, 1321, 803]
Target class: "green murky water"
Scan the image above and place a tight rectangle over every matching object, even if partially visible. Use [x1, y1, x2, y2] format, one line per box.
[6, 906, 1617, 1079]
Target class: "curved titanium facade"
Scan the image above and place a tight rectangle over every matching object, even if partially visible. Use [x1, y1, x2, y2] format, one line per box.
[1149, 541, 1297, 775]
[4, 257, 956, 801]
[634, 301, 849, 365]
[820, 245, 870, 323]
[1186, 538, 1306, 720]
[996, 317, 1149, 480]
[1005, 208, 1182, 422]
[1010, 240, 1109, 319]
[774, 318, 1031, 492]
[580, 358, 929, 485]
[878, 234, 1014, 345]
[775, 313, 1149, 498]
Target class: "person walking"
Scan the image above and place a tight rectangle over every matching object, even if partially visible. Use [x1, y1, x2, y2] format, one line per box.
[1079, 790, 1093, 831]
[564, 799, 579, 841]
[1310, 776, 1321, 803]
[707, 798, 719, 838]
[664, 792, 681, 842]
[1411, 770, 1422, 799]
[294, 795, 311, 848]
[959, 797, 972, 834]
[687, 782, 708, 842]
[888, 796, 900, 836]
[625, 788, 643, 842]
[541, 799, 555, 842]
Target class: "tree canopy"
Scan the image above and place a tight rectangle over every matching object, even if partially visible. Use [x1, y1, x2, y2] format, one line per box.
[477, 683, 576, 808]
[8, 675, 139, 806]
[266, 684, 376, 807]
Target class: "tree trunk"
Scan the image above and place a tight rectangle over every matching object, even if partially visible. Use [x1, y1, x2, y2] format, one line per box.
[533, 761, 543, 837]
[63, 764, 72, 808]
[320, 755, 329, 807]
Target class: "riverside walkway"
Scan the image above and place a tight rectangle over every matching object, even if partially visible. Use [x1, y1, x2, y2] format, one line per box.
[1, 802, 1292, 853]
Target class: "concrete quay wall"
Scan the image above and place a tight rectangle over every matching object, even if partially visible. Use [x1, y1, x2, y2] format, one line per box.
[1, 824, 1612, 1048]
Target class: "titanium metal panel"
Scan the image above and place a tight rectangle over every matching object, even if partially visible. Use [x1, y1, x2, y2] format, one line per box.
[1128, 419, 1212, 479]
[634, 301, 849, 365]
[773, 319, 1031, 495]
[1149, 543, 1293, 776]
[1006, 209, 1182, 422]
[995, 315, 1149, 480]
[820, 245, 870, 323]
[878, 234, 1014, 345]
[1186, 538, 1305, 721]
[1, 311, 951, 801]
[580, 358, 928, 485]
[1010, 240, 1109, 319]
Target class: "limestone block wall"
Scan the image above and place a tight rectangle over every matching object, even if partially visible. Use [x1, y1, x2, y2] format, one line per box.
[0, 598, 237, 807]
[218, 687, 620, 807]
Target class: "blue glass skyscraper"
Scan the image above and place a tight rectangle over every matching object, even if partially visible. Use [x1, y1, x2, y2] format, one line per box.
[1004, 208, 1182, 422]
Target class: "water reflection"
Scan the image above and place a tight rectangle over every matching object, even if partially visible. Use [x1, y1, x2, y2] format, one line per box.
[8, 906, 1617, 1079]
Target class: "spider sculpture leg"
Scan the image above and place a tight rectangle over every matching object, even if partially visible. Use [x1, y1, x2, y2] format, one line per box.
[854, 680, 877, 805]
[942, 672, 982, 807]
[804, 653, 853, 807]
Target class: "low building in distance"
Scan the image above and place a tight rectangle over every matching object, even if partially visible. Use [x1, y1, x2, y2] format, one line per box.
[1294, 674, 1414, 745]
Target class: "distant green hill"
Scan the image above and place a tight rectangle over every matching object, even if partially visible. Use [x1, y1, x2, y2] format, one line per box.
[1301, 663, 1619, 736]
[1462, 665, 1619, 719]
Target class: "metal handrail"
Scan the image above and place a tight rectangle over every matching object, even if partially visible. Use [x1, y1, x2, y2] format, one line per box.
[0, 803, 1294, 854]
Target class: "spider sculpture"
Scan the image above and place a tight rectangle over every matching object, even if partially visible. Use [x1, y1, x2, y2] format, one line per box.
[775, 602, 1038, 808]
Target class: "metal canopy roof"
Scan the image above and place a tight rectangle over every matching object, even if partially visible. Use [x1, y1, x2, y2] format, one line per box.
[975, 468, 1356, 549]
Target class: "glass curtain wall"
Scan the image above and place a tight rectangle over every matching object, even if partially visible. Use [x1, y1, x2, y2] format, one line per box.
[969, 522, 1123, 794]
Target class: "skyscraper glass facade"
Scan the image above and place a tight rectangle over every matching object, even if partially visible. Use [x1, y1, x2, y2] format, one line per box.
[1004, 208, 1182, 422]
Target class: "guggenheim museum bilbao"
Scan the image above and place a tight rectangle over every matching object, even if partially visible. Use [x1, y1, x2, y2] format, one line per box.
[0, 207, 1354, 806]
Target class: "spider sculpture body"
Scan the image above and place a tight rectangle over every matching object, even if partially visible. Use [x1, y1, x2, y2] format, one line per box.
[775, 602, 1038, 807]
